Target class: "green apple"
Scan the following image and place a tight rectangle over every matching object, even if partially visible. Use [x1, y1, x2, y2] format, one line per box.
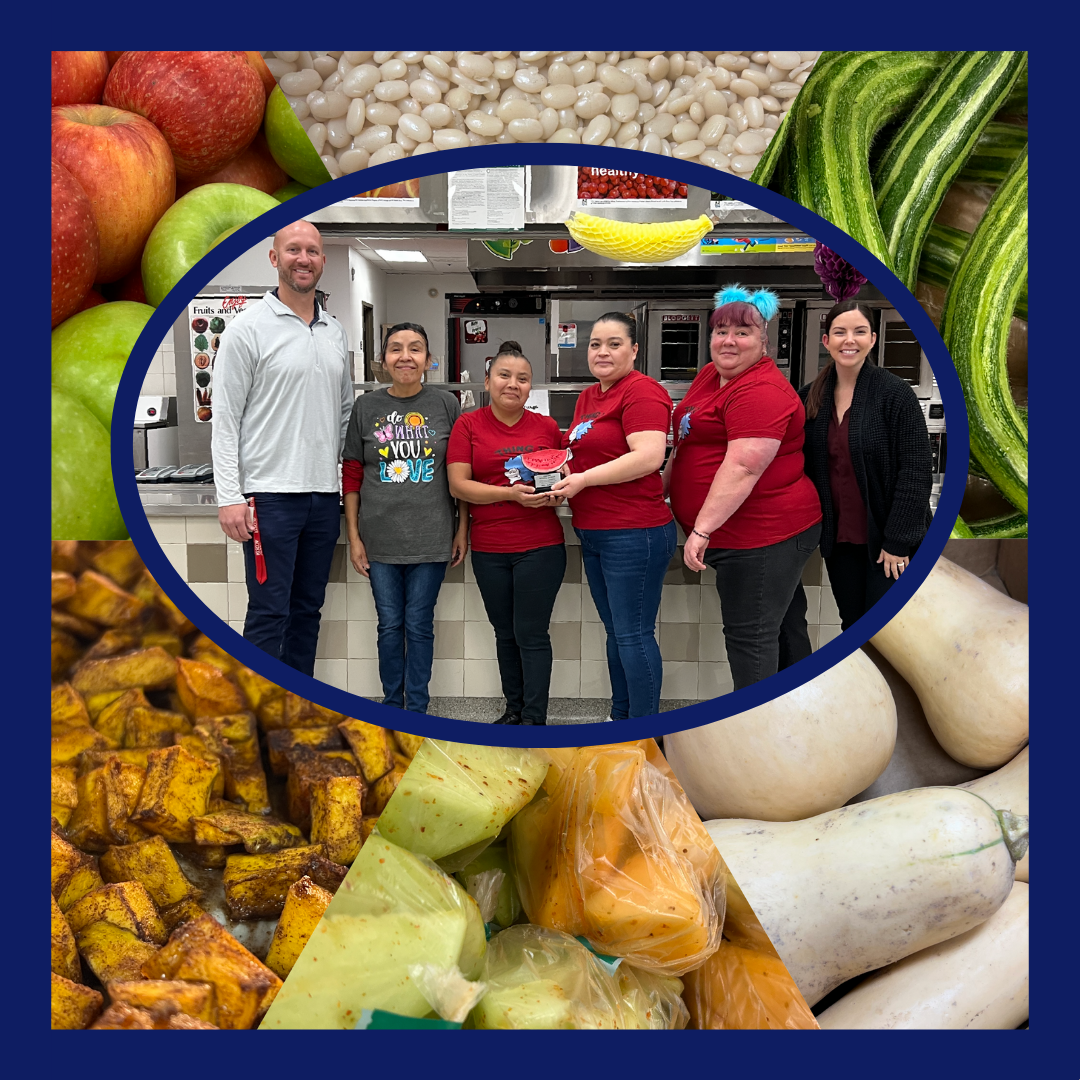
[272, 180, 310, 202]
[260, 834, 486, 1029]
[52, 301, 155, 431]
[52, 387, 127, 540]
[377, 742, 549, 863]
[263, 86, 332, 189]
[141, 183, 279, 307]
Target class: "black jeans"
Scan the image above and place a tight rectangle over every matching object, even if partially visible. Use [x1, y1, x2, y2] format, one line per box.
[241, 492, 341, 677]
[825, 542, 897, 632]
[704, 522, 822, 691]
[471, 544, 567, 724]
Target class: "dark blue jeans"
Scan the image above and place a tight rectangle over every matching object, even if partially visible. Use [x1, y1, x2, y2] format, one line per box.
[368, 561, 448, 713]
[704, 522, 822, 691]
[241, 492, 341, 677]
[576, 520, 677, 720]
[472, 544, 567, 724]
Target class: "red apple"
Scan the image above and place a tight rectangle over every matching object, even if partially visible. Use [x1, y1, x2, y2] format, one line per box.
[100, 267, 148, 305]
[176, 132, 288, 198]
[104, 51, 265, 180]
[51, 51, 109, 106]
[51, 160, 100, 327]
[77, 289, 108, 313]
[106, 52, 125, 69]
[244, 51, 278, 99]
[52, 104, 176, 283]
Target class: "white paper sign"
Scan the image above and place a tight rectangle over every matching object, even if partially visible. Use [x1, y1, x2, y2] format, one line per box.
[448, 168, 526, 230]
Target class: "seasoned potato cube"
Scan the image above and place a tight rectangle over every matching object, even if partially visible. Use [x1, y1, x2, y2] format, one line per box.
[80, 748, 152, 775]
[175, 732, 226, 798]
[66, 766, 116, 853]
[66, 881, 167, 945]
[174, 657, 246, 718]
[337, 718, 395, 783]
[234, 665, 285, 713]
[51, 682, 90, 735]
[87, 541, 145, 588]
[310, 775, 366, 865]
[65, 570, 147, 626]
[193, 808, 305, 853]
[93, 687, 150, 744]
[125, 705, 193, 749]
[52, 831, 104, 911]
[130, 570, 195, 635]
[266, 726, 344, 776]
[222, 846, 346, 920]
[131, 745, 217, 842]
[226, 765, 272, 814]
[255, 694, 287, 730]
[264, 875, 333, 980]
[142, 913, 282, 1030]
[188, 633, 243, 675]
[141, 629, 184, 656]
[281, 694, 344, 729]
[82, 628, 142, 660]
[99, 835, 201, 909]
[53, 571, 77, 604]
[285, 746, 359, 832]
[208, 711, 259, 746]
[84, 689, 126, 720]
[52, 627, 83, 679]
[75, 921, 161, 984]
[51, 725, 113, 767]
[51, 766, 78, 829]
[160, 897, 210, 934]
[366, 763, 408, 816]
[392, 730, 426, 758]
[71, 646, 178, 694]
[107, 979, 218, 1024]
[51, 972, 103, 1029]
[52, 894, 81, 982]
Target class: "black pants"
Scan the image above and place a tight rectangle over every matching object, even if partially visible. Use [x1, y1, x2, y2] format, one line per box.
[825, 541, 897, 632]
[704, 522, 821, 691]
[241, 492, 340, 677]
[471, 544, 567, 724]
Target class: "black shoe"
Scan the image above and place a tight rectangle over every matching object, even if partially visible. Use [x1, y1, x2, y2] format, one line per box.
[494, 710, 522, 725]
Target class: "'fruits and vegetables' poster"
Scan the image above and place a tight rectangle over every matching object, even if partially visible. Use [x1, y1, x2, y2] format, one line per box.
[188, 296, 257, 423]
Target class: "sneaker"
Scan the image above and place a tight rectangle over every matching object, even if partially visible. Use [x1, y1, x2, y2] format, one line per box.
[494, 710, 523, 725]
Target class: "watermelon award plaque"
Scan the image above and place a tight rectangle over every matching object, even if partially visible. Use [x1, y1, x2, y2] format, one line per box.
[521, 448, 572, 494]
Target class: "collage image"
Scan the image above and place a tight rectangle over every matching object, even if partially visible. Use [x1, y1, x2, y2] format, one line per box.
[51, 49, 1030, 1038]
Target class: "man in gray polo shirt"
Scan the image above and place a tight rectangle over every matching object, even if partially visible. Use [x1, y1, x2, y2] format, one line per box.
[211, 220, 352, 677]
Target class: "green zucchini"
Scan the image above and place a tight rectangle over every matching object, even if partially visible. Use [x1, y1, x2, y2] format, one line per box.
[951, 518, 976, 538]
[919, 222, 1028, 321]
[999, 59, 1027, 116]
[957, 121, 1028, 184]
[941, 147, 1028, 513]
[968, 511, 1027, 538]
[787, 51, 950, 268]
[874, 52, 1026, 291]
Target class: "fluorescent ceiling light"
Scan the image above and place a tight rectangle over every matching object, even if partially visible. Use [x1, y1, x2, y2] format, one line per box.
[374, 249, 427, 263]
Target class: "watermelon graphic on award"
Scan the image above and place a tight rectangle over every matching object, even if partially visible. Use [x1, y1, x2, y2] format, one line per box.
[520, 448, 572, 494]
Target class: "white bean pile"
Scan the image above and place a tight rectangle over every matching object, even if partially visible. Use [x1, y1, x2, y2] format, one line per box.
[263, 51, 821, 178]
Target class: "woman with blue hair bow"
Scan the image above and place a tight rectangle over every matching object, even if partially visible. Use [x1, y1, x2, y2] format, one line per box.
[665, 285, 823, 691]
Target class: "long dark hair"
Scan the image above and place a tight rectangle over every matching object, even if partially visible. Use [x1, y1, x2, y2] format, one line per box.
[379, 322, 430, 364]
[804, 302, 877, 419]
[590, 311, 637, 346]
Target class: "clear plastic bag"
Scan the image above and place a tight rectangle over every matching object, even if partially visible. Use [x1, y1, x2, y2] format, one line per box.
[510, 741, 726, 977]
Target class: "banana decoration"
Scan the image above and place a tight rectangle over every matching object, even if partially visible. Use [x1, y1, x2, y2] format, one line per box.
[564, 211, 715, 263]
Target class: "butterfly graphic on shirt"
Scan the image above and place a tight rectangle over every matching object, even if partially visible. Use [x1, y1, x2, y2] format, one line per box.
[372, 410, 436, 483]
[568, 419, 594, 443]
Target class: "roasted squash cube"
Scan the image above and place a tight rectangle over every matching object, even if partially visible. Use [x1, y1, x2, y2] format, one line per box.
[51, 972, 103, 1030]
[222, 846, 346, 920]
[392, 730, 426, 758]
[53, 607, 101, 639]
[131, 745, 217, 842]
[130, 570, 195, 635]
[267, 725, 344, 776]
[234, 665, 285, 714]
[175, 657, 246, 718]
[71, 646, 178, 694]
[89, 541, 147, 589]
[66, 766, 116, 853]
[82, 628, 142, 661]
[99, 835, 201, 909]
[284, 746, 359, 832]
[263, 875, 333, 980]
[53, 570, 77, 604]
[107, 979, 218, 1025]
[309, 775, 366, 865]
[160, 897, 210, 934]
[66, 881, 167, 945]
[93, 688, 150, 745]
[226, 765, 272, 814]
[255, 694, 287, 730]
[102, 757, 150, 844]
[192, 808, 305, 853]
[141, 629, 184, 656]
[84, 689, 126, 720]
[284, 693, 345, 729]
[80, 747, 152, 775]
[52, 831, 104, 911]
[52, 627, 83, 680]
[65, 569, 147, 626]
[51, 726, 113, 767]
[142, 913, 281, 1030]
[51, 682, 90, 735]
[188, 633, 242, 675]
[52, 894, 81, 982]
[125, 705, 193, 749]
[359, 815, 380, 846]
[51, 766, 79, 830]
[75, 921, 161, 984]
[366, 763, 408, 816]
[337, 718, 395, 783]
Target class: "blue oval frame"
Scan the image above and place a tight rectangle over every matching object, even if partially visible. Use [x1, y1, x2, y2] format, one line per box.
[112, 143, 968, 747]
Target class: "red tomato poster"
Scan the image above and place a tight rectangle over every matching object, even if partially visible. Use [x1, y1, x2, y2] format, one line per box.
[576, 167, 688, 206]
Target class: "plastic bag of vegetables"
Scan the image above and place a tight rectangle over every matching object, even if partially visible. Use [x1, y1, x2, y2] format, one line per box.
[509, 742, 726, 977]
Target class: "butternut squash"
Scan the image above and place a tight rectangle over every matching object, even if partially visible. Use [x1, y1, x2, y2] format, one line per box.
[664, 649, 896, 821]
[870, 556, 1028, 768]
[704, 786, 1028, 1006]
[817, 881, 1028, 1029]
[960, 746, 1028, 882]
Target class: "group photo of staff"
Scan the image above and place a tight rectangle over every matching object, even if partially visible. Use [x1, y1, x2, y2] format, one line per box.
[203, 215, 937, 726]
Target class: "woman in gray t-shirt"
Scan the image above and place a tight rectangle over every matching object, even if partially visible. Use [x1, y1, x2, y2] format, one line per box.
[342, 323, 467, 713]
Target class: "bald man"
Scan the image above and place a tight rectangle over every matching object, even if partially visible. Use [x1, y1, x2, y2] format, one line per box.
[211, 221, 353, 677]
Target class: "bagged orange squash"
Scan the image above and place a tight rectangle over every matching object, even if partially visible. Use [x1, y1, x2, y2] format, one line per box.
[510, 742, 725, 976]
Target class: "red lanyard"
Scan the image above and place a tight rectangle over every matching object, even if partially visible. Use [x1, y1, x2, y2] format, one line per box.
[249, 497, 267, 583]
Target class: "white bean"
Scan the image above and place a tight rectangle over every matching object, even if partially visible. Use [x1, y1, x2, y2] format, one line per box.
[743, 95, 765, 128]
[609, 92, 640, 122]
[432, 128, 471, 149]
[353, 125, 393, 152]
[730, 153, 760, 173]
[397, 113, 432, 142]
[337, 147, 370, 173]
[342, 64, 381, 96]
[734, 131, 768, 155]
[421, 102, 453, 128]
[574, 92, 611, 119]
[280, 68, 322, 96]
[672, 139, 706, 159]
[369, 143, 406, 166]
[466, 110, 504, 136]
[768, 51, 801, 70]
[366, 101, 401, 126]
[582, 115, 612, 144]
[598, 63, 635, 94]
[546, 127, 581, 143]
[497, 99, 539, 122]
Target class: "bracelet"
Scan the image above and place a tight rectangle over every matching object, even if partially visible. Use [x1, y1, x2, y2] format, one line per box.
[691, 528, 711, 540]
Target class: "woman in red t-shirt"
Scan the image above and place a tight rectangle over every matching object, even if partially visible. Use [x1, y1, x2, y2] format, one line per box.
[550, 313, 676, 720]
[447, 342, 567, 726]
[666, 286, 822, 691]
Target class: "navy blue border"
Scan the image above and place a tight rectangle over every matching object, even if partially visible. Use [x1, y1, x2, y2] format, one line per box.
[112, 145, 967, 747]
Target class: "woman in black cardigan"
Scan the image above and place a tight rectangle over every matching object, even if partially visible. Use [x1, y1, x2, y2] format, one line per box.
[799, 301, 934, 630]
